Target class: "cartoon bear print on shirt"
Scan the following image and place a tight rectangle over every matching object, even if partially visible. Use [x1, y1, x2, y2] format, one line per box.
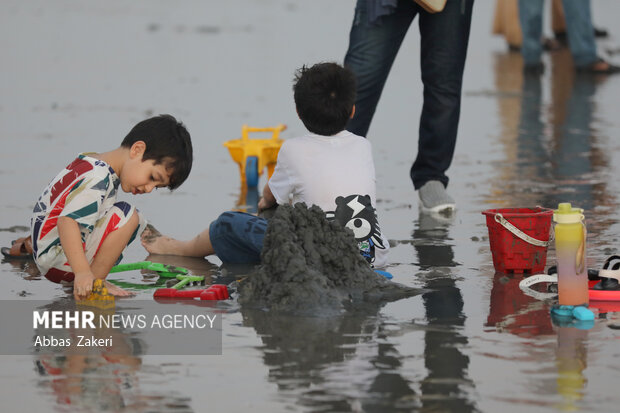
[326, 194, 385, 265]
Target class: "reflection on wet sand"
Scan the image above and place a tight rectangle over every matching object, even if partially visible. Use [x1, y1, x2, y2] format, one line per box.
[1, 255, 41, 280]
[412, 212, 459, 269]
[490, 49, 617, 240]
[553, 321, 589, 411]
[242, 303, 423, 411]
[413, 211, 476, 412]
[35, 354, 194, 411]
[32, 298, 193, 412]
[241, 303, 392, 410]
[486, 271, 554, 337]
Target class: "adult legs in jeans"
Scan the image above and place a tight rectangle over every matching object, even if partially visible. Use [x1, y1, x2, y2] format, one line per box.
[519, 0, 599, 68]
[518, 0, 545, 66]
[344, 0, 415, 138]
[344, 0, 473, 192]
[561, 0, 596, 67]
[414, 0, 473, 189]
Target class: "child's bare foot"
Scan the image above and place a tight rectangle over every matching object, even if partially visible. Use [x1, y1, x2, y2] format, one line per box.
[141, 224, 183, 255]
[141, 223, 162, 243]
[104, 281, 134, 297]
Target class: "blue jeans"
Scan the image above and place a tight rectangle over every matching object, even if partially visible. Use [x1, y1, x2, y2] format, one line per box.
[209, 211, 267, 264]
[344, 0, 473, 189]
[518, 0, 597, 67]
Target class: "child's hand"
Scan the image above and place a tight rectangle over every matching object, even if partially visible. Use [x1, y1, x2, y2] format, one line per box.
[73, 271, 96, 300]
[257, 197, 269, 212]
[258, 197, 276, 212]
[259, 183, 277, 212]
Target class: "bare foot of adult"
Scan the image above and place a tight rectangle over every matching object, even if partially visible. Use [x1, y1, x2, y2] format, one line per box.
[105, 281, 134, 297]
[141, 224, 182, 255]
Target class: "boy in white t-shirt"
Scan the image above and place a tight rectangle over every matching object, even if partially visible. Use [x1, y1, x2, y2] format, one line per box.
[142, 62, 389, 268]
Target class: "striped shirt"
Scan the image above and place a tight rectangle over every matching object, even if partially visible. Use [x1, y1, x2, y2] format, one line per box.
[31, 153, 119, 270]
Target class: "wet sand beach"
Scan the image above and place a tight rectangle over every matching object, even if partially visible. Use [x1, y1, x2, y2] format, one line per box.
[1, 1, 620, 411]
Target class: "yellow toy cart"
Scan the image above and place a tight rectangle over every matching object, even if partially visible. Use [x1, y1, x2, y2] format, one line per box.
[223, 124, 286, 188]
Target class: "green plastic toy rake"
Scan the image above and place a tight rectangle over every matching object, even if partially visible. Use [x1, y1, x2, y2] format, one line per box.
[109, 261, 188, 278]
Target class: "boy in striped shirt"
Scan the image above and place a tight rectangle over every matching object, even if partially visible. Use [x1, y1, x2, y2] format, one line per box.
[31, 115, 193, 300]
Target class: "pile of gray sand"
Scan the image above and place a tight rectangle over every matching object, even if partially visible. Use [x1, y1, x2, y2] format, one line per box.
[238, 203, 422, 315]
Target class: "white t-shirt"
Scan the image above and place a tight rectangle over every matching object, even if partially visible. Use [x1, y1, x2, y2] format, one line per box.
[267, 130, 389, 268]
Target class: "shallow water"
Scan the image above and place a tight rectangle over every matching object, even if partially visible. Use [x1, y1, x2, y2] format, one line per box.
[2, 0, 620, 411]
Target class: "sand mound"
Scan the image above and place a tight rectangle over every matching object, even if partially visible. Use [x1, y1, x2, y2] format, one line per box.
[238, 203, 421, 315]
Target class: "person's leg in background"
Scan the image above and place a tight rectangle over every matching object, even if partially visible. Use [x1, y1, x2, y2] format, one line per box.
[492, 0, 523, 52]
[414, 0, 473, 212]
[562, 0, 596, 67]
[344, 0, 416, 137]
[141, 211, 266, 265]
[518, 0, 545, 71]
[562, 0, 620, 73]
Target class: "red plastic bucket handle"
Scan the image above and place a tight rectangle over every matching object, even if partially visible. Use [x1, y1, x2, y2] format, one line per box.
[494, 213, 551, 247]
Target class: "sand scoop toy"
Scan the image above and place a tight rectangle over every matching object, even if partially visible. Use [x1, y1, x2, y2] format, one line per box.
[78, 279, 116, 309]
[154, 279, 229, 301]
[153, 272, 229, 301]
[152, 271, 229, 301]
[109, 261, 188, 278]
[223, 124, 286, 188]
[153, 274, 205, 298]
[100, 261, 191, 291]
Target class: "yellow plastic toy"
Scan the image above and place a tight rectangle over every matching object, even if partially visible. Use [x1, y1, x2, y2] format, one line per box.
[223, 124, 286, 188]
[77, 279, 115, 310]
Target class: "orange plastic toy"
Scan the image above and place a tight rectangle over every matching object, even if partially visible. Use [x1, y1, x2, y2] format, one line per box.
[223, 124, 286, 188]
[77, 279, 115, 310]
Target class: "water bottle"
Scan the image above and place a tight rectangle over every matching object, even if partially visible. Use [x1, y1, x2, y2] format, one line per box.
[553, 203, 588, 306]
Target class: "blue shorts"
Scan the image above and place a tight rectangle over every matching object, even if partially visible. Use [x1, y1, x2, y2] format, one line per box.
[209, 212, 267, 264]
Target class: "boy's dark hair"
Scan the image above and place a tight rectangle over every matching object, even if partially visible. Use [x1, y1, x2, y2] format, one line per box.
[121, 114, 193, 190]
[293, 62, 356, 136]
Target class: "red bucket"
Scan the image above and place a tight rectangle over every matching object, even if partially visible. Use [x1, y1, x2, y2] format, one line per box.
[482, 207, 553, 273]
